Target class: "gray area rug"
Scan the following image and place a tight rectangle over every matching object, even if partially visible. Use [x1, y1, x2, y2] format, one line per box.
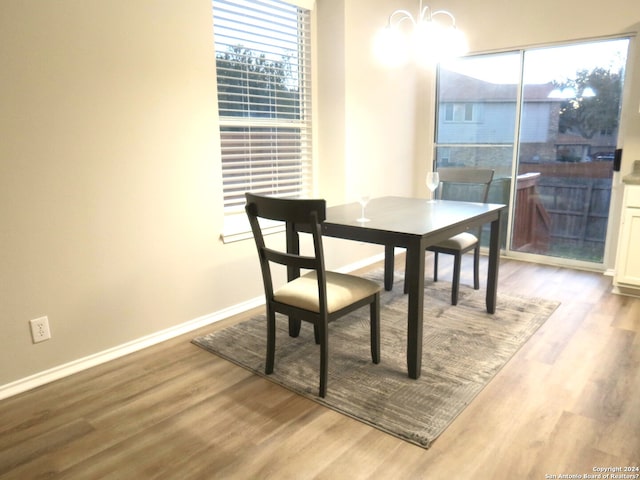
[192, 269, 560, 448]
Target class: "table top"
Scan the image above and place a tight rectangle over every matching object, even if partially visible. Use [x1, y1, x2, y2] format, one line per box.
[325, 196, 505, 238]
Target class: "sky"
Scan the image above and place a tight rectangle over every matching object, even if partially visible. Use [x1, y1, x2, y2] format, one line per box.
[441, 38, 630, 85]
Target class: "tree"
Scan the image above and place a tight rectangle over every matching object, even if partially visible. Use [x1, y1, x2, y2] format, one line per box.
[215, 45, 300, 120]
[556, 67, 623, 139]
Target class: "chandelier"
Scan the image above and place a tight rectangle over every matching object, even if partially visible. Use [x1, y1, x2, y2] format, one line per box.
[373, 0, 467, 67]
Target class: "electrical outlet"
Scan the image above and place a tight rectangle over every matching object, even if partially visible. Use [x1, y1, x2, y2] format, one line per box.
[30, 316, 51, 343]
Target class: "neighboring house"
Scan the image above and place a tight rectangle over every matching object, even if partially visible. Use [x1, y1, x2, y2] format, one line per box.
[436, 70, 618, 166]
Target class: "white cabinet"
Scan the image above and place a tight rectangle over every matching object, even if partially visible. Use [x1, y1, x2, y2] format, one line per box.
[614, 162, 640, 296]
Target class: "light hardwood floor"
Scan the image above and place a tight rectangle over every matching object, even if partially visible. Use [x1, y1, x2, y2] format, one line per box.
[1, 257, 639, 479]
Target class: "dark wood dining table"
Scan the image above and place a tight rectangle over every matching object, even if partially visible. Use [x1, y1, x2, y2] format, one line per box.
[300, 196, 507, 380]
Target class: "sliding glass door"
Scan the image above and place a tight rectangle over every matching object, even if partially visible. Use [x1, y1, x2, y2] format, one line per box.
[435, 38, 629, 266]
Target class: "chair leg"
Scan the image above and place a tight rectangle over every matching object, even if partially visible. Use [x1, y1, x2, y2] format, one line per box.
[313, 324, 320, 344]
[451, 253, 461, 306]
[370, 293, 380, 364]
[318, 320, 328, 398]
[473, 246, 480, 290]
[288, 317, 301, 337]
[265, 309, 276, 374]
[433, 251, 439, 282]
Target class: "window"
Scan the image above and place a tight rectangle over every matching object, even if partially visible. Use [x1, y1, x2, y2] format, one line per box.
[444, 103, 476, 122]
[213, 0, 312, 239]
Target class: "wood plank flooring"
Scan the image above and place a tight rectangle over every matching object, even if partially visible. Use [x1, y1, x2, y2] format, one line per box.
[1, 257, 639, 479]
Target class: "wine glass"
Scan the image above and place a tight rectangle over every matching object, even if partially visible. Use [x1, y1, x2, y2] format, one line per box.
[425, 172, 440, 202]
[356, 195, 371, 222]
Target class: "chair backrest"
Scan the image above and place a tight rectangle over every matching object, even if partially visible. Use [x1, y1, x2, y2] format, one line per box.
[436, 167, 495, 203]
[245, 193, 327, 304]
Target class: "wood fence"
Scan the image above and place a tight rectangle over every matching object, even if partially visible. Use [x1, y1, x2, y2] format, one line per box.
[481, 162, 613, 261]
[518, 162, 613, 261]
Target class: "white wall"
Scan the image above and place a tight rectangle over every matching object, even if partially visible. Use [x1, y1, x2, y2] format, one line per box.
[1, 0, 639, 394]
[343, 0, 418, 200]
[0, 0, 251, 387]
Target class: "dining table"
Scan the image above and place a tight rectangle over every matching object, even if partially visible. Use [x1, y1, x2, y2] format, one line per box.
[289, 196, 507, 380]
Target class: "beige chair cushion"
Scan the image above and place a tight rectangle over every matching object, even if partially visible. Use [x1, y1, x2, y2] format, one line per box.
[433, 232, 478, 250]
[274, 271, 380, 313]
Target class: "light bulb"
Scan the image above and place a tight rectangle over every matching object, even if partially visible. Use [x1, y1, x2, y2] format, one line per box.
[373, 26, 410, 68]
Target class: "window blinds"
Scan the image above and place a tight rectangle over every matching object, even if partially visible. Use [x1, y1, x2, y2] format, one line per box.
[213, 0, 312, 214]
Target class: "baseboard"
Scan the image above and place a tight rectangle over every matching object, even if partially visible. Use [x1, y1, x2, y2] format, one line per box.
[611, 284, 640, 298]
[0, 296, 263, 401]
[0, 252, 388, 401]
[335, 251, 386, 273]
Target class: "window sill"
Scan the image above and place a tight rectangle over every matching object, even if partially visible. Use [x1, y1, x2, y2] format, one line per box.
[221, 214, 284, 244]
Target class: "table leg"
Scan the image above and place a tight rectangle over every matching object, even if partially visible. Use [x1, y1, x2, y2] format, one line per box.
[405, 241, 425, 379]
[486, 211, 503, 314]
[384, 245, 395, 291]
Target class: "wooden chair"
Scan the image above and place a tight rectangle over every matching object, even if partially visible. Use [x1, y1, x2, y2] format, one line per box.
[245, 193, 381, 398]
[428, 167, 495, 305]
